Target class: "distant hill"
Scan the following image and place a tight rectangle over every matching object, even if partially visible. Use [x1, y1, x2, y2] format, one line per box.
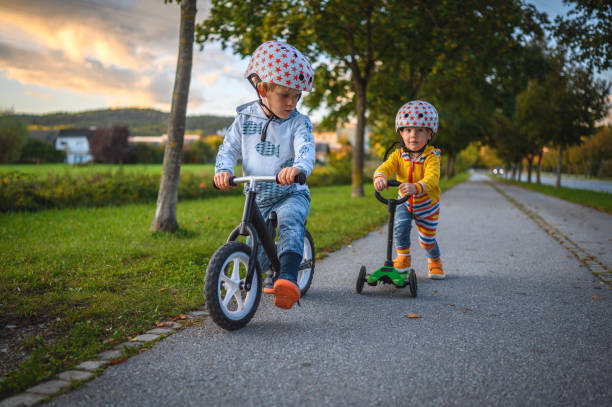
[17, 108, 234, 138]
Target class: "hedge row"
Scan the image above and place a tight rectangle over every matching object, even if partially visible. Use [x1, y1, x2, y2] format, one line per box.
[1, 166, 353, 212]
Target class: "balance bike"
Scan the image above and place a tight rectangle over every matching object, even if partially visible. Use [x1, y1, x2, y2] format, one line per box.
[355, 179, 417, 297]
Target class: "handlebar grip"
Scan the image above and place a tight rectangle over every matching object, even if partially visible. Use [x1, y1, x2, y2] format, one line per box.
[212, 176, 236, 189]
[388, 180, 401, 187]
[275, 173, 307, 185]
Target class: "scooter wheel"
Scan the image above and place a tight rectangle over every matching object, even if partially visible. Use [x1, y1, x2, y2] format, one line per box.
[408, 268, 417, 298]
[356, 265, 366, 294]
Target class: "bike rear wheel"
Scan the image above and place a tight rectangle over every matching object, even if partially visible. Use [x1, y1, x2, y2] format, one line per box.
[297, 230, 315, 296]
[204, 242, 262, 331]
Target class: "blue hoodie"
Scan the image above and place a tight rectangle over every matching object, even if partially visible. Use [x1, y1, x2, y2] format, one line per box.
[215, 100, 316, 207]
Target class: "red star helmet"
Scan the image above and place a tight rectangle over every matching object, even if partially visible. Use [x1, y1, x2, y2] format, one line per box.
[245, 40, 314, 92]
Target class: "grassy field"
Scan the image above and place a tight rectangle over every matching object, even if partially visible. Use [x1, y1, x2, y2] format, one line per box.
[0, 174, 468, 397]
[493, 177, 612, 214]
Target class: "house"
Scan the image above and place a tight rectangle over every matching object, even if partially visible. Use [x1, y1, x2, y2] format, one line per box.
[55, 129, 94, 164]
[312, 121, 371, 163]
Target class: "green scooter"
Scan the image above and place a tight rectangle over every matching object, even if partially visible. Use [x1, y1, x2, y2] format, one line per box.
[355, 144, 417, 297]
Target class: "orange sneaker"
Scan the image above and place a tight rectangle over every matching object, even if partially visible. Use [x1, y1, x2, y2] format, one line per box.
[272, 279, 300, 309]
[428, 258, 445, 280]
[393, 255, 411, 271]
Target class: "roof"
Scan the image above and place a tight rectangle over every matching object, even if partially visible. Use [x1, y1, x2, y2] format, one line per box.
[29, 130, 59, 144]
[57, 129, 95, 139]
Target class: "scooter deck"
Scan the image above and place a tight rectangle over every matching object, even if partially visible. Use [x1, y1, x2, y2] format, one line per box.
[366, 266, 410, 287]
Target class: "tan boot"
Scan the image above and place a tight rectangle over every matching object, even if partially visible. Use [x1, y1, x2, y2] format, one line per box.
[428, 257, 445, 280]
[393, 255, 411, 271]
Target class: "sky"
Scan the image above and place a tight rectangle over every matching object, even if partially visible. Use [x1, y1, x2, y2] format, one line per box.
[0, 0, 608, 120]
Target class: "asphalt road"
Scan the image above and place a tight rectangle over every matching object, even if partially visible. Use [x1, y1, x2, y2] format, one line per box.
[46, 175, 612, 407]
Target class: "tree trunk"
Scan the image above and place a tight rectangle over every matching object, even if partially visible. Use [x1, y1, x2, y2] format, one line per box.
[511, 164, 517, 181]
[536, 147, 543, 185]
[518, 161, 523, 182]
[555, 145, 563, 188]
[151, 0, 196, 232]
[351, 81, 366, 197]
[526, 155, 533, 184]
[445, 153, 455, 180]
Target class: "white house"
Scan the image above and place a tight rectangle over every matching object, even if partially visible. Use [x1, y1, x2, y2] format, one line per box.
[55, 129, 94, 164]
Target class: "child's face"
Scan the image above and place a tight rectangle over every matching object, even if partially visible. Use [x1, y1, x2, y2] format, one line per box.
[260, 85, 301, 119]
[399, 127, 432, 151]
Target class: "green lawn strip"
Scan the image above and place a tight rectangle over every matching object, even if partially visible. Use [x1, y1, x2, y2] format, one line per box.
[493, 176, 612, 214]
[0, 175, 466, 397]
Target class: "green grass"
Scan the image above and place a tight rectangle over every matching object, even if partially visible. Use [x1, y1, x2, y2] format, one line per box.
[493, 176, 612, 214]
[0, 174, 467, 397]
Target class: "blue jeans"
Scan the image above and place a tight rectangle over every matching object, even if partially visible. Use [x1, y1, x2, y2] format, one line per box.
[394, 203, 441, 260]
[250, 190, 310, 282]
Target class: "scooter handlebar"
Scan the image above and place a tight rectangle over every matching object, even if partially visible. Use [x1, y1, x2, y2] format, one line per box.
[375, 179, 410, 205]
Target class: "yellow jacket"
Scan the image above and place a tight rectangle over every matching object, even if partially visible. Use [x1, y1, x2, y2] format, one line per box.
[374, 145, 441, 215]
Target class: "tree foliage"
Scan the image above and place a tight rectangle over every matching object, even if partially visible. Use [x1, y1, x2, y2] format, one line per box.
[197, 0, 544, 193]
[0, 115, 29, 163]
[553, 0, 612, 71]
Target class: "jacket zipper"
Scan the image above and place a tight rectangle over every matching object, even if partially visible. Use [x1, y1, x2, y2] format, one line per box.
[408, 159, 414, 213]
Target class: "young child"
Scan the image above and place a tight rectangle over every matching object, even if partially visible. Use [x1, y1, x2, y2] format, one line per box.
[373, 100, 444, 279]
[213, 40, 316, 309]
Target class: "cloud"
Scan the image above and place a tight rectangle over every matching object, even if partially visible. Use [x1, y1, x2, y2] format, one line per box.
[0, 0, 247, 115]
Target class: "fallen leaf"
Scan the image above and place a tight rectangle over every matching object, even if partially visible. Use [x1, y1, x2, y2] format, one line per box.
[590, 296, 602, 301]
[102, 338, 114, 344]
[170, 314, 188, 322]
[159, 288, 167, 292]
[156, 321, 174, 327]
[464, 307, 472, 311]
[448, 304, 455, 307]
[405, 313, 421, 319]
[108, 358, 127, 365]
[433, 290, 439, 293]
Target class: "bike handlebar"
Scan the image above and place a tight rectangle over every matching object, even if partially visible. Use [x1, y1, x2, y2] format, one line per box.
[375, 179, 410, 205]
[213, 173, 306, 189]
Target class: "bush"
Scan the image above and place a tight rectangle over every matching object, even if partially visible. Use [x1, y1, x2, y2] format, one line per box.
[0, 170, 240, 212]
[18, 139, 65, 163]
[128, 143, 164, 163]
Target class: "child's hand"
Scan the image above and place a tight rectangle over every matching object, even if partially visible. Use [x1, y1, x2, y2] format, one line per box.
[374, 177, 387, 192]
[277, 167, 301, 186]
[399, 183, 418, 196]
[213, 171, 233, 191]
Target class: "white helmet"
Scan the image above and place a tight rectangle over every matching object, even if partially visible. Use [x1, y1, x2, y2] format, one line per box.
[395, 100, 439, 134]
[245, 40, 314, 92]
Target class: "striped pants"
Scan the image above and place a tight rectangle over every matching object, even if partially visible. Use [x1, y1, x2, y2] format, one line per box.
[393, 203, 441, 260]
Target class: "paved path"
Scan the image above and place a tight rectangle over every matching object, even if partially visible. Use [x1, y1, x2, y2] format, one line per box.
[45, 176, 611, 407]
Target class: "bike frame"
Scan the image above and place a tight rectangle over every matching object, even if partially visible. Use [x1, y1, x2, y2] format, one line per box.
[225, 176, 280, 292]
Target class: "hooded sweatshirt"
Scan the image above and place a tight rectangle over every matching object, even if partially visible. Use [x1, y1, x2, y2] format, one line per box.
[215, 100, 316, 207]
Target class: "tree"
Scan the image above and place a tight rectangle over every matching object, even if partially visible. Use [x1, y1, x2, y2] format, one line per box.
[553, 0, 612, 71]
[90, 125, 131, 163]
[151, 0, 197, 232]
[548, 62, 610, 187]
[0, 115, 29, 163]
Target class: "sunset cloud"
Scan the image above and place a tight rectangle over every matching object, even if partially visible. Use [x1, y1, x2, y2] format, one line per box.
[0, 0, 239, 114]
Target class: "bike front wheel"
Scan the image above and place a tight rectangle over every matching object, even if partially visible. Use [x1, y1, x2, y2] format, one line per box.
[204, 241, 262, 331]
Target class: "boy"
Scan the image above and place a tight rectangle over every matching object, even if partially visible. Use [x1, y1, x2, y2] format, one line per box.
[214, 41, 316, 309]
[373, 100, 444, 279]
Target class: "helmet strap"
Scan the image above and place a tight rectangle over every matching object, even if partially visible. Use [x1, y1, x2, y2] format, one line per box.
[250, 78, 279, 142]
